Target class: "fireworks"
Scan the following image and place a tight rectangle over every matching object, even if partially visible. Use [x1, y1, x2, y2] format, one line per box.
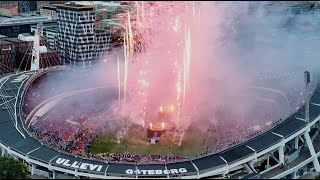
[127, 1, 195, 126]
[114, 1, 214, 127]
[183, 27, 191, 104]
[123, 11, 134, 102]
[117, 56, 121, 106]
[136, 1, 140, 24]
[123, 31, 128, 102]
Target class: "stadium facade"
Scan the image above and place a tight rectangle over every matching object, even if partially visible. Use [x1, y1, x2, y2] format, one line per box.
[0, 66, 319, 179]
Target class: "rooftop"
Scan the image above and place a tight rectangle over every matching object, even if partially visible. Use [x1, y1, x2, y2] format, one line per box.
[0, 16, 52, 26]
[56, 3, 96, 9]
[95, 29, 112, 34]
[72, 1, 123, 7]
[20, 33, 33, 37]
[4, 38, 25, 43]
[73, 1, 133, 12]
[0, 41, 13, 45]
[0, 5, 17, 9]
[100, 18, 121, 26]
[18, 33, 34, 42]
[41, 4, 58, 10]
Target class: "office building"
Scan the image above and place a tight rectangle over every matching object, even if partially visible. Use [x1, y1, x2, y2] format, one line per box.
[0, 40, 14, 74]
[56, 3, 112, 67]
[40, 5, 57, 20]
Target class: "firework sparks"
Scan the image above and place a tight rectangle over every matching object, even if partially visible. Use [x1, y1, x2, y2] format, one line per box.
[183, 27, 191, 104]
[192, 1, 195, 18]
[114, 1, 209, 128]
[127, 12, 134, 60]
[141, 1, 145, 21]
[136, 1, 140, 24]
[117, 56, 121, 106]
[123, 25, 128, 102]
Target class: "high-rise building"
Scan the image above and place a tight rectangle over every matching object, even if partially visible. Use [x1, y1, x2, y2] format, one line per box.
[56, 3, 111, 67]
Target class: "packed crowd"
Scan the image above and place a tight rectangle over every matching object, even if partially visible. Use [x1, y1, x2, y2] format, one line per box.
[207, 82, 317, 153]
[86, 152, 186, 163]
[207, 107, 269, 153]
[28, 100, 97, 155]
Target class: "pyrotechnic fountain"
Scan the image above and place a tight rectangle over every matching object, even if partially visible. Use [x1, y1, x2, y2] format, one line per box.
[115, 1, 199, 144]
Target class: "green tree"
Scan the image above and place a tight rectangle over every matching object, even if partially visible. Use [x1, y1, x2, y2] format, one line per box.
[315, 173, 320, 179]
[0, 156, 30, 179]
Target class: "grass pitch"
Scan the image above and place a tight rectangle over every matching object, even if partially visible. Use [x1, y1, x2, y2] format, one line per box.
[87, 123, 210, 156]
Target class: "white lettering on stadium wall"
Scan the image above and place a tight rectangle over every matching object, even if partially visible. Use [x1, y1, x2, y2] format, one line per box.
[125, 168, 187, 175]
[55, 158, 103, 172]
[55, 158, 188, 175]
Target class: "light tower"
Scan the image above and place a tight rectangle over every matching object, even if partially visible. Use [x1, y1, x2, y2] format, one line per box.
[305, 71, 310, 123]
[30, 23, 43, 71]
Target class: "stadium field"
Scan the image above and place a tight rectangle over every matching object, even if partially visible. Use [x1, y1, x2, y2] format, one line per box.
[87, 123, 211, 156]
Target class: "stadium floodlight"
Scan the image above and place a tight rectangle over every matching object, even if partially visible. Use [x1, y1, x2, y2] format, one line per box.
[305, 71, 310, 123]
[305, 71, 310, 84]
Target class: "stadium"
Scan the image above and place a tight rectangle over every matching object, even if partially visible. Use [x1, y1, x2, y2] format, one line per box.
[0, 63, 319, 179]
[1, 1, 320, 180]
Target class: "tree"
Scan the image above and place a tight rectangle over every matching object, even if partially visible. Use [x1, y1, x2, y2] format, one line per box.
[315, 173, 320, 179]
[0, 156, 30, 179]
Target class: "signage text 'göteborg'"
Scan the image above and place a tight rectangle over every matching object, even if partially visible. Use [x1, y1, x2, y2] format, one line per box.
[55, 158, 188, 175]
